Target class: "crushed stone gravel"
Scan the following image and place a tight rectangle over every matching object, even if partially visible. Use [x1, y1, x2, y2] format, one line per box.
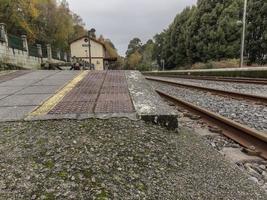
[154, 77, 267, 97]
[0, 118, 266, 199]
[149, 81, 267, 132]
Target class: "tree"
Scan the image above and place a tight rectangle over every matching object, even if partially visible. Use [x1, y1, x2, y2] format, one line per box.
[126, 51, 142, 70]
[0, 0, 87, 50]
[0, 0, 39, 39]
[246, 0, 267, 64]
[138, 39, 155, 71]
[152, 0, 267, 68]
[125, 37, 142, 57]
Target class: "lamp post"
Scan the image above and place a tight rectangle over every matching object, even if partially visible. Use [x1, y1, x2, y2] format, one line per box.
[87, 28, 96, 67]
[161, 59, 165, 71]
[240, 0, 248, 68]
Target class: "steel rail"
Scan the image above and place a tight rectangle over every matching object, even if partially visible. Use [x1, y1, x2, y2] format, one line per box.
[156, 89, 267, 160]
[146, 77, 267, 104]
[146, 74, 267, 85]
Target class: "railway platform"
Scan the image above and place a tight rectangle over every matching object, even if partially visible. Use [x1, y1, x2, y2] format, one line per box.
[0, 70, 178, 129]
[0, 70, 267, 198]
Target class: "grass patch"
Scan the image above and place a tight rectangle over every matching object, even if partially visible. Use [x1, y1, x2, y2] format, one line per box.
[44, 160, 54, 169]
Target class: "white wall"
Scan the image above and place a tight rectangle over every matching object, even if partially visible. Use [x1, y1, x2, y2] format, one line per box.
[70, 37, 105, 70]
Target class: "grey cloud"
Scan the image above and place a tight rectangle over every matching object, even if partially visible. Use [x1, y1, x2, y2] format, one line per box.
[68, 0, 197, 55]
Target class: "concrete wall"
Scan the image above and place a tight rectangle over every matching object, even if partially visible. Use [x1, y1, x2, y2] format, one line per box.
[70, 37, 105, 70]
[0, 42, 41, 69]
[0, 42, 66, 69]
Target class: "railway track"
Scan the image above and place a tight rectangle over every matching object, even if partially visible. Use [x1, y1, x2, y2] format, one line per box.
[146, 74, 267, 85]
[156, 89, 267, 160]
[146, 76, 267, 104]
[147, 77, 267, 159]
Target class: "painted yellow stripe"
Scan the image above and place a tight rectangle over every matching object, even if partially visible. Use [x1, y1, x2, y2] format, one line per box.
[30, 71, 88, 116]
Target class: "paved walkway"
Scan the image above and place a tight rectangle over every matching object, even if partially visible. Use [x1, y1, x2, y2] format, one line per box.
[0, 71, 79, 121]
[0, 70, 136, 121]
[0, 70, 178, 129]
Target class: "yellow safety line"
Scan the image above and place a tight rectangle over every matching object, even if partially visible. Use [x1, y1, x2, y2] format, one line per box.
[30, 71, 88, 116]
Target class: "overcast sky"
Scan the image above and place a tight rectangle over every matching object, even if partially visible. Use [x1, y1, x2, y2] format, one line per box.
[67, 0, 197, 56]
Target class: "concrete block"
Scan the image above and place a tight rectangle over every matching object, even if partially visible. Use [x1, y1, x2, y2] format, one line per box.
[125, 71, 178, 130]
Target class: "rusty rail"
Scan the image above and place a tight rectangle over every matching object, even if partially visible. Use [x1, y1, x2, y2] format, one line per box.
[156, 89, 267, 160]
[146, 77, 267, 104]
[146, 74, 267, 85]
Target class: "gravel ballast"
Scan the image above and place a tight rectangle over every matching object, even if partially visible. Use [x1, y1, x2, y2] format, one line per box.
[149, 81, 267, 132]
[0, 119, 266, 199]
[153, 77, 267, 97]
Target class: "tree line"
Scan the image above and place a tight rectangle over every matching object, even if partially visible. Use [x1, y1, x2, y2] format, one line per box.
[0, 0, 119, 58]
[125, 0, 267, 70]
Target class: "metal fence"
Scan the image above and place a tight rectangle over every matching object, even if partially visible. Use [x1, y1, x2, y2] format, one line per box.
[60, 52, 65, 61]
[42, 46, 48, 58]
[52, 49, 58, 60]
[8, 35, 24, 50]
[28, 44, 39, 57]
[6, 33, 68, 60]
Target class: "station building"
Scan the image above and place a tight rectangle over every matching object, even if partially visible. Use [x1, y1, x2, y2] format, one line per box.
[70, 36, 114, 70]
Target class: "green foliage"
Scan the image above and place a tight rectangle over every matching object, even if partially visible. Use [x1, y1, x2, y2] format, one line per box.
[246, 0, 267, 64]
[125, 39, 156, 71]
[152, 0, 267, 69]
[126, 38, 142, 57]
[0, 0, 87, 50]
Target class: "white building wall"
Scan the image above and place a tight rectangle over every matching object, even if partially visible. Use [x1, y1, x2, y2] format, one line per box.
[70, 37, 105, 70]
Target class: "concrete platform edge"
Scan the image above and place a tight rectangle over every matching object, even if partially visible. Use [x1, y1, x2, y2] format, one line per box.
[125, 71, 178, 130]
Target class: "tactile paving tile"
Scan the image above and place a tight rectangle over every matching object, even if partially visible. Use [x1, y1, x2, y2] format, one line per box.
[49, 71, 135, 115]
[95, 71, 134, 113]
[95, 100, 134, 113]
[100, 86, 129, 94]
[50, 101, 95, 114]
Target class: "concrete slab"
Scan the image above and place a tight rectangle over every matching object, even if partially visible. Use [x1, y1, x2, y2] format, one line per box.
[125, 71, 178, 129]
[0, 71, 79, 121]
[0, 70, 31, 83]
[0, 79, 37, 87]
[0, 94, 52, 106]
[13, 71, 58, 80]
[17, 85, 62, 94]
[33, 79, 72, 86]
[0, 106, 36, 121]
[0, 95, 8, 100]
[0, 86, 24, 95]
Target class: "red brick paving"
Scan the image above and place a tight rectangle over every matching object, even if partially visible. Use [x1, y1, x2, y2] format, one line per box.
[49, 71, 134, 114]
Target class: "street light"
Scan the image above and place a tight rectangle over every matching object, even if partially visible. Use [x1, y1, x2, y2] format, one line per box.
[161, 59, 165, 71]
[85, 28, 96, 67]
[240, 0, 248, 68]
